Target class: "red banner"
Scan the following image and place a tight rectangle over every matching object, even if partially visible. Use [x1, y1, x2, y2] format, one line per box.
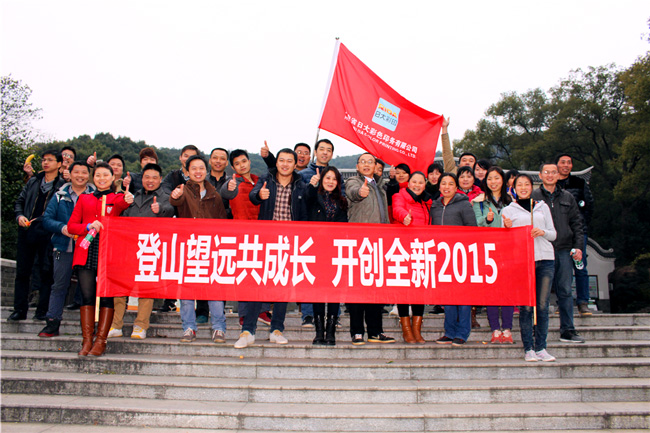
[318, 42, 444, 174]
[98, 217, 536, 306]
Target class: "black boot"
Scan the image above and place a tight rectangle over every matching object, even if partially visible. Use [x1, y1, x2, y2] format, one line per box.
[312, 314, 325, 345]
[38, 318, 61, 337]
[325, 315, 337, 346]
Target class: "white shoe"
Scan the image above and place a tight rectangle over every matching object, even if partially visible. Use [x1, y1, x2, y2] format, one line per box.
[131, 326, 146, 340]
[269, 330, 288, 344]
[535, 349, 556, 362]
[107, 328, 123, 338]
[389, 305, 399, 316]
[524, 350, 539, 362]
[234, 331, 255, 348]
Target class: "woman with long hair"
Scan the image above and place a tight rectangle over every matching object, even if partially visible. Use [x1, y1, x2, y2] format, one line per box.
[430, 173, 477, 346]
[473, 166, 514, 344]
[502, 174, 557, 362]
[306, 166, 347, 345]
[67, 162, 132, 357]
[392, 171, 432, 344]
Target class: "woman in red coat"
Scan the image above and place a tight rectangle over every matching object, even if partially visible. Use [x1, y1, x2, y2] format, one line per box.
[392, 171, 432, 344]
[67, 162, 131, 357]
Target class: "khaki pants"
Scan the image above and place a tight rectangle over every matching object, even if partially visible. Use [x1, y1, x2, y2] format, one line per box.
[112, 297, 154, 330]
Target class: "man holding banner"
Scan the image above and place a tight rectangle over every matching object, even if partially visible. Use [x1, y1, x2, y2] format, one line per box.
[234, 148, 309, 348]
[345, 153, 395, 345]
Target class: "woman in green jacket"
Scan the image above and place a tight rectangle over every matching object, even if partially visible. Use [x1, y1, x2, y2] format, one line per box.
[472, 167, 514, 344]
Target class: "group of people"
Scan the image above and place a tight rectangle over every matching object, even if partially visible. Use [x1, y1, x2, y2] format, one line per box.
[10, 118, 593, 361]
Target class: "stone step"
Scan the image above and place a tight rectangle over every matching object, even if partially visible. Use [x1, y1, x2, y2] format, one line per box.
[3, 332, 649, 359]
[5, 320, 649, 341]
[4, 307, 649, 328]
[3, 427, 649, 433]
[3, 350, 650, 380]
[2, 370, 648, 404]
[2, 394, 648, 431]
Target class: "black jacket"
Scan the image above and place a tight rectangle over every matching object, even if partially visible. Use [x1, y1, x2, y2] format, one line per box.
[557, 175, 593, 229]
[249, 169, 308, 221]
[14, 171, 65, 223]
[207, 172, 232, 219]
[429, 193, 477, 227]
[305, 184, 348, 222]
[532, 186, 584, 251]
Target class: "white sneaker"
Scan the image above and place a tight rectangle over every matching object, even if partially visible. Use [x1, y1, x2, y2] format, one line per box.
[389, 305, 399, 316]
[234, 331, 255, 348]
[524, 350, 539, 362]
[535, 349, 556, 362]
[130, 326, 146, 340]
[107, 327, 123, 338]
[269, 330, 288, 344]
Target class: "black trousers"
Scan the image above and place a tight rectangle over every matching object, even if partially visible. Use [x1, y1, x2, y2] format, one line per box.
[14, 226, 53, 314]
[347, 303, 383, 337]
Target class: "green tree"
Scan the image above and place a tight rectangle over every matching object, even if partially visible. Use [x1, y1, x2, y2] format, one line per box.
[454, 59, 650, 265]
[1, 76, 43, 259]
[1, 75, 42, 145]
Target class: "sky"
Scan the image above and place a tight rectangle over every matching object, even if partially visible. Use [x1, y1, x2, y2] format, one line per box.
[1, 0, 648, 157]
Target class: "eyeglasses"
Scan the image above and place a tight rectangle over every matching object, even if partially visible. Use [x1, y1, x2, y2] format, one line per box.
[42, 158, 58, 163]
[358, 160, 375, 165]
[61, 153, 74, 159]
[296, 150, 310, 156]
[542, 170, 558, 175]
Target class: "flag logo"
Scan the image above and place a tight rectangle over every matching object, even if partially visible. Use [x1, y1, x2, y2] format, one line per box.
[373, 98, 400, 131]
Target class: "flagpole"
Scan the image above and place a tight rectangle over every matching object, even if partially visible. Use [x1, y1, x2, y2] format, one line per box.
[531, 197, 537, 326]
[316, 38, 341, 134]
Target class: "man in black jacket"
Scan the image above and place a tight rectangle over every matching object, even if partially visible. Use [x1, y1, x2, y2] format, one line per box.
[233, 149, 307, 349]
[555, 153, 594, 317]
[532, 163, 586, 343]
[10, 150, 65, 321]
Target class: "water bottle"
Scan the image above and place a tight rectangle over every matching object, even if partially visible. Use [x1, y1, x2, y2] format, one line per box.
[570, 248, 584, 270]
[79, 228, 97, 250]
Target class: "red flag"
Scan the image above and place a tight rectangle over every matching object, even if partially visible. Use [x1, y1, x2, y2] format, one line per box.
[318, 41, 444, 174]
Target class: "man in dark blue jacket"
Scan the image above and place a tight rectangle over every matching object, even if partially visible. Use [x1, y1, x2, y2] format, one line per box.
[38, 162, 95, 336]
[10, 150, 65, 321]
[233, 149, 307, 349]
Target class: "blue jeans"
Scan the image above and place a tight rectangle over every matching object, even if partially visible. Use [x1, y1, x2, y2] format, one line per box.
[301, 303, 313, 319]
[554, 250, 575, 333]
[574, 233, 590, 305]
[46, 250, 73, 321]
[242, 302, 287, 335]
[520, 260, 554, 352]
[238, 301, 271, 319]
[180, 300, 226, 332]
[443, 305, 471, 341]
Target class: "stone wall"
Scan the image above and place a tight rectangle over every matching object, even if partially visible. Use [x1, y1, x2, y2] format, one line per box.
[1, 259, 16, 307]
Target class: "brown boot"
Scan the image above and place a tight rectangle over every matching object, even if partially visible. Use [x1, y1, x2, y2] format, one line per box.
[400, 316, 416, 344]
[411, 316, 426, 344]
[471, 306, 481, 329]
[78, 306, 95, 356]
[88, 307, 114, 357]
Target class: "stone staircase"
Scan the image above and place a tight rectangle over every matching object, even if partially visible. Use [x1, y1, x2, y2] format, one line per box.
[1, 306, 649, 432]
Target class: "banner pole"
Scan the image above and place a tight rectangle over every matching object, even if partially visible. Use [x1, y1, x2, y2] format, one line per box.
[95, 195, 107, 322]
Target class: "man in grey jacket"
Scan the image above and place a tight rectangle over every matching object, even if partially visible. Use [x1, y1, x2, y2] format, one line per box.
[344, 153, 395, 345]
[532, 163, 585, 343]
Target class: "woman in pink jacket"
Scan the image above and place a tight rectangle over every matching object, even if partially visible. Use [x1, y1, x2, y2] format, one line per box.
[392, 171, 432, 343]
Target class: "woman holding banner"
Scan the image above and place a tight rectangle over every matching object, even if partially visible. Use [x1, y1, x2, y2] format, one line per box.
[67, 162, 131, 357]
[502, 174, 557, 362]
[473, 167, 514, 344]
[430, 173, 477, 346]
[305, 166, 348, 345]
[392, 171, 432, 344]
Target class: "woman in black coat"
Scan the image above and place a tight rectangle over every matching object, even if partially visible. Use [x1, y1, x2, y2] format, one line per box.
[305, 166, 348, 345]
